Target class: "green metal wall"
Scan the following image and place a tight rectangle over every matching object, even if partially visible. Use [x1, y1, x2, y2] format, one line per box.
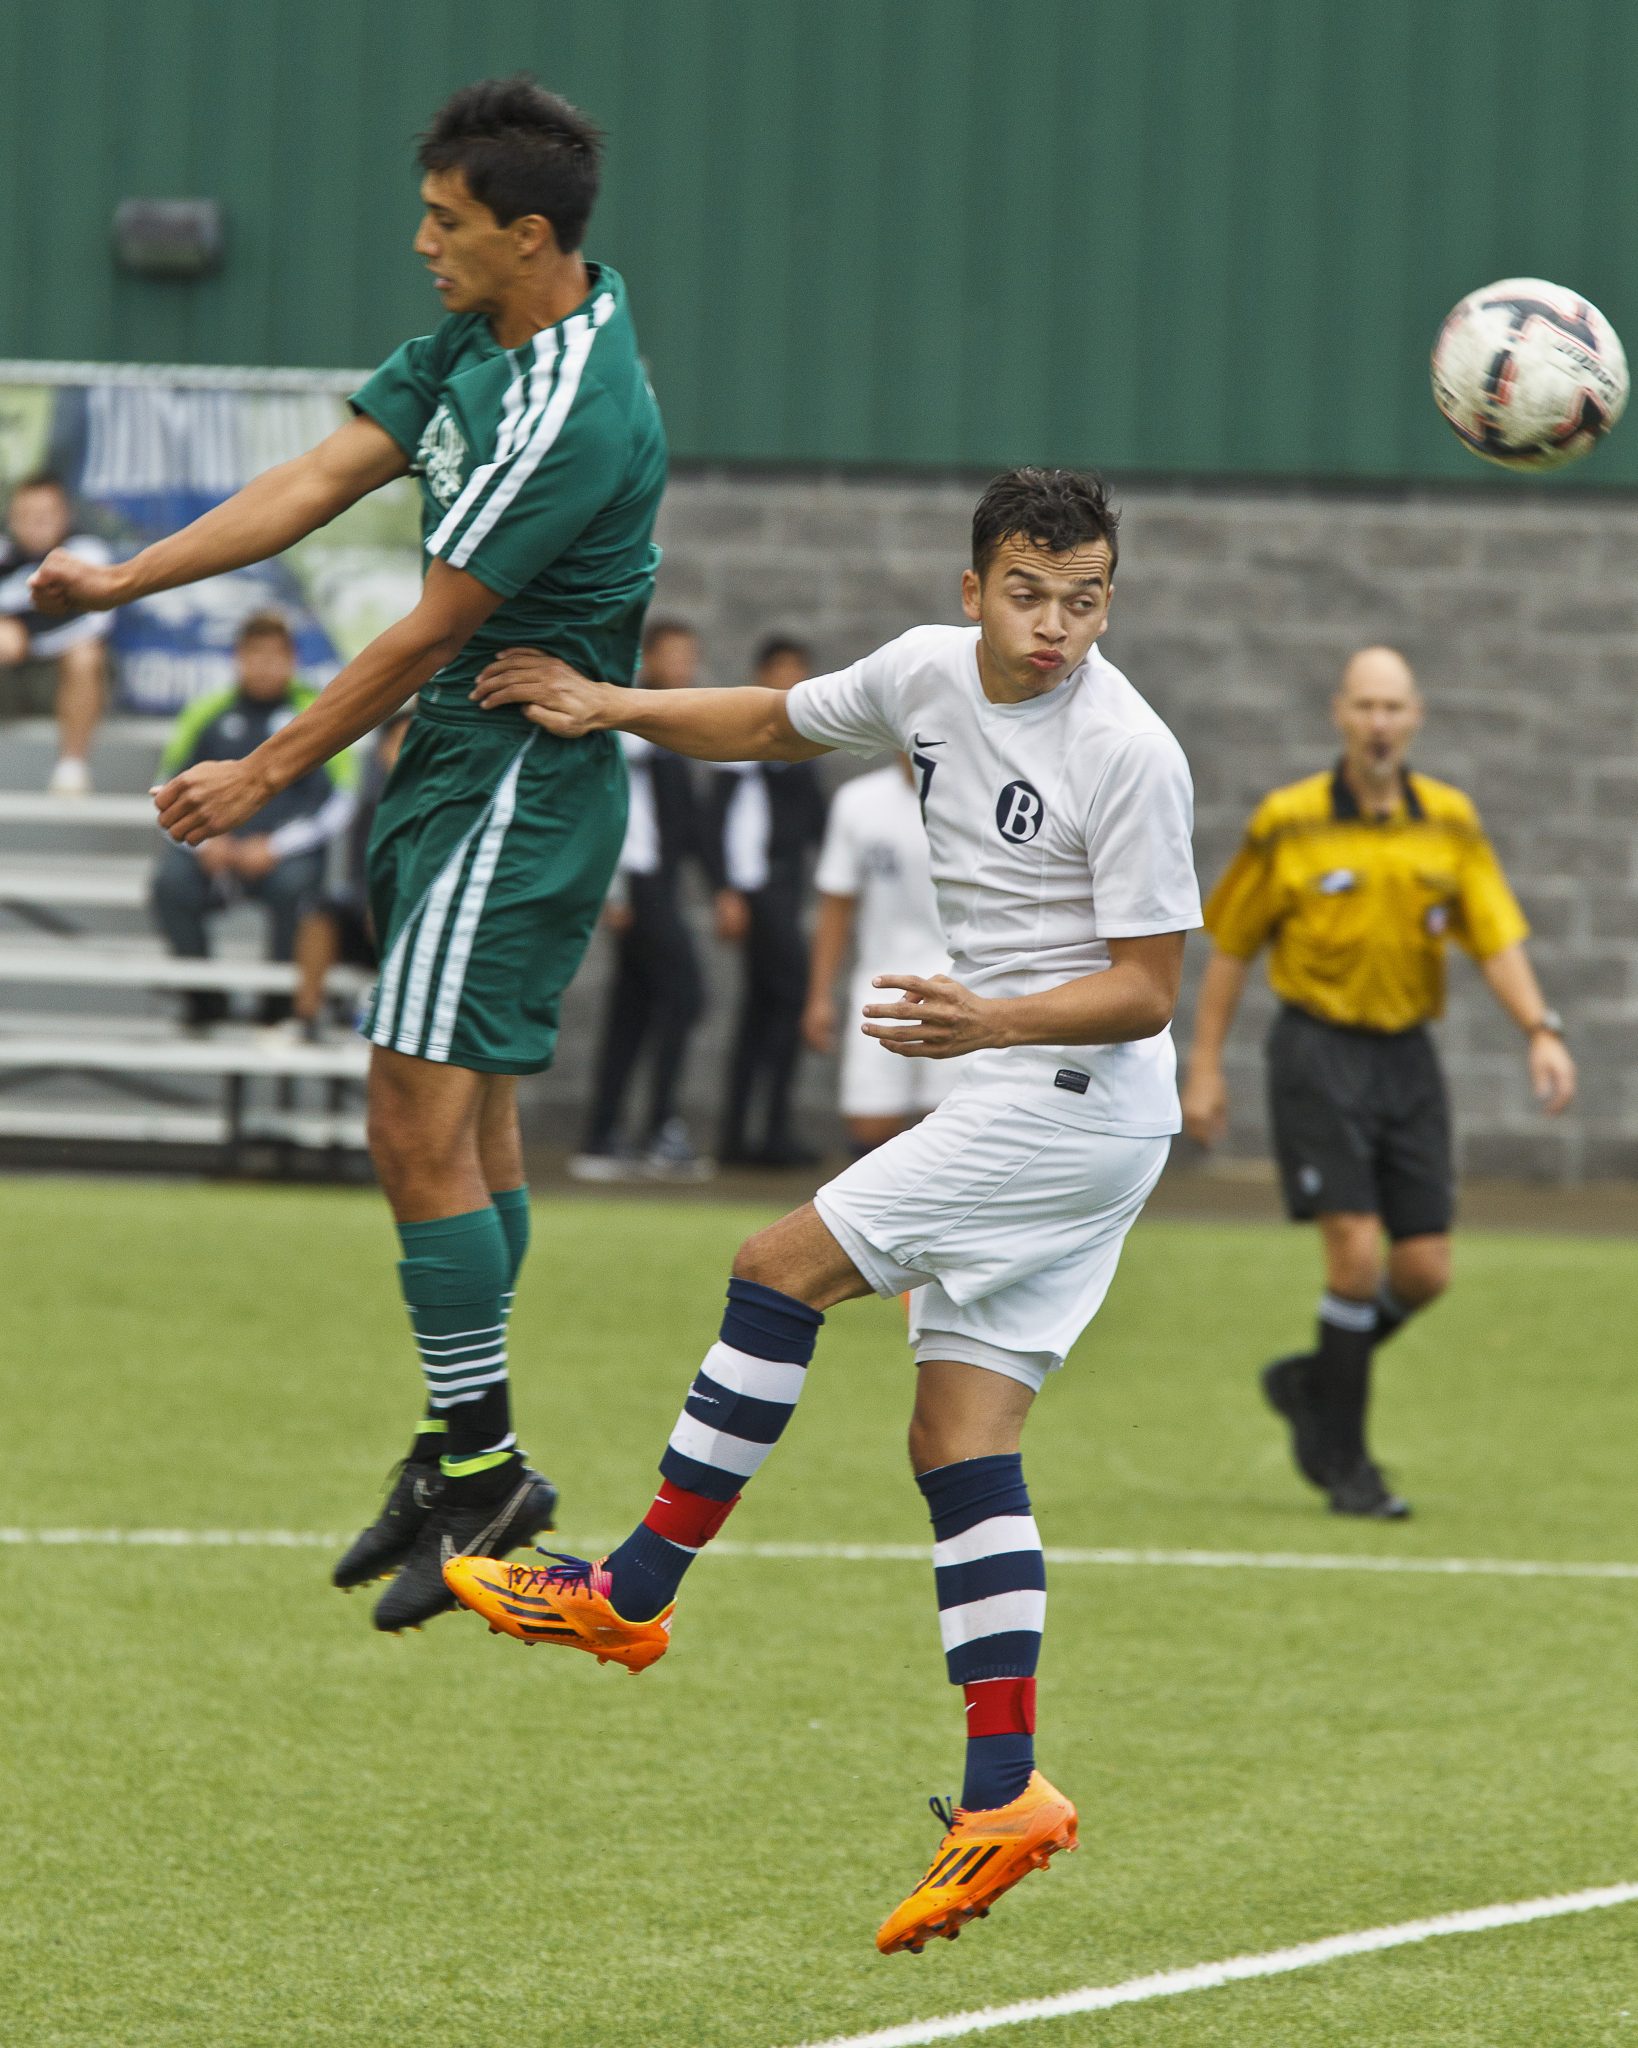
[5, 0, 1637, 484]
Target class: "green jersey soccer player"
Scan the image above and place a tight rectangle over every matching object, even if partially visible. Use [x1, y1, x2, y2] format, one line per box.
[31, 79, 666, 1629]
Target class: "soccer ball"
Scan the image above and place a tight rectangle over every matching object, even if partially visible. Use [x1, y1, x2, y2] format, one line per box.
[1430, 278, 1628, 470]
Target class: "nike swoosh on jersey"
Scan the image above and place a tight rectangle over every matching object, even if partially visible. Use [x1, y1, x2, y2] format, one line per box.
[912, 733, 947, 748]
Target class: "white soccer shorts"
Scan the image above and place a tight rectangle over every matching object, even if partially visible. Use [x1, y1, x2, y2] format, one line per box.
[813, 1087, 1169, 1391]
[839, 976, 963, 1119]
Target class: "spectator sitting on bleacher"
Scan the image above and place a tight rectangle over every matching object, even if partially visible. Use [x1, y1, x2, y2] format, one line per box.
[151, 611, 357, 1029]
[288, 704, 414, 1039]
[0, 473, 114, 796]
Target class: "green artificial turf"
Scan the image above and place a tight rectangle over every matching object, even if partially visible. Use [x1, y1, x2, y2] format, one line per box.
[0, 1178, 1634, 2046]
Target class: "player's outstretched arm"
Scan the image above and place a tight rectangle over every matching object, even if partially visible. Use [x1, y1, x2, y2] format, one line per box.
[862, 933, 1187, 1061]
[153, 560, 502, 844]
[29, 417, 409, 616]
[471, 649, 829, 762]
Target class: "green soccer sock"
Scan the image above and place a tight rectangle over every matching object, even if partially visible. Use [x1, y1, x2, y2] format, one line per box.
[413, 1188, 531, 1449]
[397, 1207, 515, 1478]
[491, 1184, 532, 1312]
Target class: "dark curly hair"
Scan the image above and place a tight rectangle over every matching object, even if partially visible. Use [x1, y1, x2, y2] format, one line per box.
[419, 76, 603, 250]
[971, 467, 1120, 576]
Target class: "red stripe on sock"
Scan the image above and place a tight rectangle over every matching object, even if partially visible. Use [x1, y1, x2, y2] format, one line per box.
[643, 1483, 740, 1551]
[963, 1676, 1037, 1737]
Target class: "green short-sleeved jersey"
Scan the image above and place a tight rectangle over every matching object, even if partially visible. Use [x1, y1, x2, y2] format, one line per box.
[351, 262, 666, 727]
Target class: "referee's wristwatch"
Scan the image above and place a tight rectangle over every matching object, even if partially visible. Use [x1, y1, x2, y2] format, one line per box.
[1529, 1007, 1566, 1040]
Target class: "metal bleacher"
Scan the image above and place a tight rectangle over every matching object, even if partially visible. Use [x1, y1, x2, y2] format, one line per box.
[0, 717, 370, 1173]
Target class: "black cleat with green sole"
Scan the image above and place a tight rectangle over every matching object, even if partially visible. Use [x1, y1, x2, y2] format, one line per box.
[372, 1460, 558, 1632]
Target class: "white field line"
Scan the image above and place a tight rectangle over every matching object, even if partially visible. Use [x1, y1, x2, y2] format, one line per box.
[3, 1528, 1638, 1582]
[785, 1883, 1638, 2048]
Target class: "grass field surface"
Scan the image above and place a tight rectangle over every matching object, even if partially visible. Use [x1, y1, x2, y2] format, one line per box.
[1, 1177, 1633, 2046]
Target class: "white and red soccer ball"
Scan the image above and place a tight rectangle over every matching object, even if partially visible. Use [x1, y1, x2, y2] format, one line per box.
[1431, 278, 1628, 471]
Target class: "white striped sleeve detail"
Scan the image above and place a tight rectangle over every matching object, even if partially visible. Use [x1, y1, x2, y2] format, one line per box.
[425, 338, 548, 557]
[443, 292, 614, 571]
[936, 1588, 1048, 1652]
[424, 739, 532, 1063]
[667, 1412, 774, 1481]
[932, 1515, 1043, 1571]
[700, 1342, 808, 1407]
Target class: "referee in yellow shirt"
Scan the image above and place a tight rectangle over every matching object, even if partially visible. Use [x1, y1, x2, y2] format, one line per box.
[1181, 647, 1576, 1519]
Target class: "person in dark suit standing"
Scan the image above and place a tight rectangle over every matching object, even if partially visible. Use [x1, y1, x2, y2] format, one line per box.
[572, 620, 716, 1180]
[712, 635, 829, 1166]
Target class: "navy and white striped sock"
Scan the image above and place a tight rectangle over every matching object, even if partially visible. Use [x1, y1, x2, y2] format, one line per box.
[603, 1278, 823, 1621]
[919, 1453, 1045, 1813]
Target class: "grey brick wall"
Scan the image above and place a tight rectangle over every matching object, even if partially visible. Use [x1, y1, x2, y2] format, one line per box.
[525, 471, 1638, 1181]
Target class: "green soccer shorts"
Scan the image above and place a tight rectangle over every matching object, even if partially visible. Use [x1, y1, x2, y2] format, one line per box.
[363, 715, 627, 1074]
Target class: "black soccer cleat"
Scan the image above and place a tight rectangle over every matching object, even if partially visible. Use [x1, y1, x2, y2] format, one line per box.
[1327, 1458, 1411, 1520]
[1260, 1354, 1334, 1490]
[333, 1453, 443, 1590]
[372, 1460, 558, 1633]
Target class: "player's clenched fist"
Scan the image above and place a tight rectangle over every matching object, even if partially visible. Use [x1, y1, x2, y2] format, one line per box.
[862, 973, 996, 1059]
[471, 647, 611, 736]
[152, 757, 272, 845]
[28, 547, 132, 615]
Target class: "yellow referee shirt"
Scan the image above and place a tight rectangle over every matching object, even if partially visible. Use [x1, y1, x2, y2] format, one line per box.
[1204, 767, 1529, 1033]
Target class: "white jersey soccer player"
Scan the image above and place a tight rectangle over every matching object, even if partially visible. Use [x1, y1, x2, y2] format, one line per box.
[447, 468, 1201, 1958]
[785, 621, 1199, 1379]
[809, 758, 963, 1132]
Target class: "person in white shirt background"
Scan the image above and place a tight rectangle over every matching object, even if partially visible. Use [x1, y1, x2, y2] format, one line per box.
[452, 466, 1201, 1958]
[0, 474, 114, 794]
[802, 753, 963, 1152]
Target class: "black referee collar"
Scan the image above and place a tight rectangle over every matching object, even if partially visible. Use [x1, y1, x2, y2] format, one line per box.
[1330, 760, 1423, 823]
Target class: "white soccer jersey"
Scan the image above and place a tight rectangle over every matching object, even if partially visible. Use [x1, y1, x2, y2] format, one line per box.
[817, 760, 961, 1117]
[787, 625, 1201, 1137]
[815, 763, 949, 979]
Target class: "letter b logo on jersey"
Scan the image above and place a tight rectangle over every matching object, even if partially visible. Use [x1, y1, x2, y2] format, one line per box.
[995, 780, 1045, 843]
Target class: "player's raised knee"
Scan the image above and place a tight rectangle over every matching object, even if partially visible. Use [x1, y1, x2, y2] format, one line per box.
[730, 1224, 787, 1290]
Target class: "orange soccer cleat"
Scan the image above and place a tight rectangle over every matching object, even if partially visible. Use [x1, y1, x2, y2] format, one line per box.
[440, 1548, 674, 1673]
[875, 1771, 1078, 1955]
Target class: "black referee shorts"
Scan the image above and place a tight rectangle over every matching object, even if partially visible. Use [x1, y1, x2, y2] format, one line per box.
[1265, 1005, 1454, 1239]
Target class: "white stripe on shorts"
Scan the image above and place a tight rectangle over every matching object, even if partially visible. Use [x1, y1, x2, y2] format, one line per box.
[424, 739, 532, 1063]
[937, 1587, 1048, 1652]
[393, 831, 476, 1056]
